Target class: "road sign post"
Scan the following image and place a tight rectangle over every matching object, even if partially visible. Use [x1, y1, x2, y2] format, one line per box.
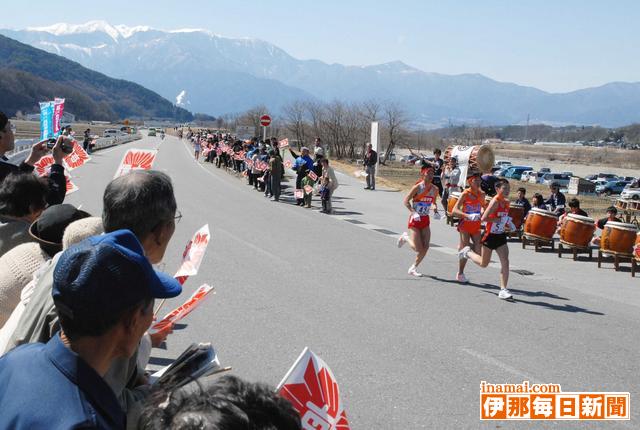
[260, 115, 272, 142]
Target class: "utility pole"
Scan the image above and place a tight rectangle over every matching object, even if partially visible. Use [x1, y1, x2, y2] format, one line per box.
[523, 113, 530, 143]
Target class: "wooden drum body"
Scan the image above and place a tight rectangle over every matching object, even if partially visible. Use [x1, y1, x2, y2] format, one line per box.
[447, 191, 462, 217]
[560, 214, 596, 248]
[600, 222, 637, 256]
[524, 208, 558, 241]
[509, 203, 525, 230]
[444, 145, 495, 172]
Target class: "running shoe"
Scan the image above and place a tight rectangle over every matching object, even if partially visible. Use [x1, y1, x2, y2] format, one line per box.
[456, 273, 469, 283]
[397, 232, 409, 248]
[457, 246, 470, 260]
[408, 265, 423, 277]
[498, 289, 513, 300]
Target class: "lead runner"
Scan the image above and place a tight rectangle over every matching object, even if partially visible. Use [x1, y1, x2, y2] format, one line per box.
[397, 163, 441, 277]
[458, 178, 515, 300]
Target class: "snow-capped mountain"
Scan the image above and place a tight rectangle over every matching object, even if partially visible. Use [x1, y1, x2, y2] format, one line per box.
[3, 21, 640, 126]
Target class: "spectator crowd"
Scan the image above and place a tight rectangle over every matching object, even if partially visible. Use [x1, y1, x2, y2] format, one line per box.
[0, 112, 303, 429]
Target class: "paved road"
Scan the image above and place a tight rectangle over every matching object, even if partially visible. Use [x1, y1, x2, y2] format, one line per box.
[64, 133, 639, 429]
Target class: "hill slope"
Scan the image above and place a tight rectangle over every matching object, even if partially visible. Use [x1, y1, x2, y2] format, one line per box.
[0, 34, 193, 122]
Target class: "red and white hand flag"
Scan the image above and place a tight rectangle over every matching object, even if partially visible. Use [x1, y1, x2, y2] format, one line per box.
[308, 171, 318, 181]
[174, 224, 210, 282]
[284, 160, 293, 169]
[304, 185, 314, 194]
[114, 149, 158, 178]
[34, 155, 79, 195]
[277, 348, 351, 430]
[63, 140, 91, 171]
[294, 189, 304, 199]
[278, 138, 289, 149]
[150, 284, 215, 333]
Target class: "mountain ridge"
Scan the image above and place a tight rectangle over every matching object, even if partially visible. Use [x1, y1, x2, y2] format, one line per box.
[3, 22, 639, 127]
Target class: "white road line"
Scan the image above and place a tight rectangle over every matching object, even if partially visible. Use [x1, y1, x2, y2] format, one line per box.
[460, 347, 541, 383]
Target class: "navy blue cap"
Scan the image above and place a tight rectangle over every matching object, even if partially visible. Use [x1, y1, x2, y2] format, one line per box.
[52, 229, 182, 321]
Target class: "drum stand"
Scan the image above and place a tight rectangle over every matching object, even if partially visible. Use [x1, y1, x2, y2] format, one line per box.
[522, 234, 555, 251]
[557, 241, 593, 261]
[632, 259, 638, 277]
[597, 250, 633, 272]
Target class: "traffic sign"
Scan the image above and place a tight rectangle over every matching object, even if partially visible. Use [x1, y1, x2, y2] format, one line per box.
[260, 115, 272, 127]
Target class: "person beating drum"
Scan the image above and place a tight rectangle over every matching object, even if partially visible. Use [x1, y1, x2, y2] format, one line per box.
[458, 178, 515, 300]
[452, 171, 486, 283]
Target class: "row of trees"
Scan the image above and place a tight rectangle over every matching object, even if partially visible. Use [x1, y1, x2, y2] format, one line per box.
[214, 100, 424, 163]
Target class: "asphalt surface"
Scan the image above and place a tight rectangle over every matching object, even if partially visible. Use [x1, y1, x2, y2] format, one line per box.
[63, 133, 639, 429]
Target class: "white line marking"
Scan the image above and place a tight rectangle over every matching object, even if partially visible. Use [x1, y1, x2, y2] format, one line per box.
[460, 347, 540, 383]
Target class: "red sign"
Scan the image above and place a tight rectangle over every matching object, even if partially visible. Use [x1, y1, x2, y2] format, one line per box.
[113, 149, 158, 178]
[308, 171, 318, 181]
[151, 284, 215, 333]
[63, 141, 91, 171]
[260, 115, 272, 127]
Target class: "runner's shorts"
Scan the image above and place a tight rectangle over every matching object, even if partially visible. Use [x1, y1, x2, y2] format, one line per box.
[482, 233, 508, 250]
[408, 214, 430, 230]
[457, 219, 481, 235]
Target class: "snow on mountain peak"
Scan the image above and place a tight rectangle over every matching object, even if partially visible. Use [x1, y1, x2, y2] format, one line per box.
[26, 20, 151, 41]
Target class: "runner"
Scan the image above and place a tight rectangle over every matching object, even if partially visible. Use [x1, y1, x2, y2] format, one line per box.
[452, 171, 485, 283]
[458, 178, 515, 300]
[397, 164, 441, 277]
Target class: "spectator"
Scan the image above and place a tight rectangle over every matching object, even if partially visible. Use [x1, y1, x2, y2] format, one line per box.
[0, 204, 89, 326]
[442, 156, 461, 208]
[193, 137, 201, 161]
[545, 182, 566, 216]
[0, 229, 182, 429]
[301, 165, 315, 208]
[4, 170, 179, 421]
[0, 173, 49, 257]
[363, 143, 377, 190]
[567, 198, 588, 217]
[291, 147, 314, 205]
[83, 128, 91, 153]
[319, 158, 338, 214]
[269, 149, 284, 202]
[138, 375, 301, 430]
[430, 148, 444, 197]
[0, 112, 66, 205]
[0, 216, 103, 353]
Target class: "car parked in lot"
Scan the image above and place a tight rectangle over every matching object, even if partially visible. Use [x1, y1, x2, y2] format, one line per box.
[620, 187, 640, 200]
[541, 173, 572, 186]
[503, 166, 534, 180]
[597, 173, 618, 180]
[401, 155, 419, 164]
[495, 160, 512, 167]
[538, 167, 551, 174]
[596, 180, 631, 196]
[521, 170, 535, 182]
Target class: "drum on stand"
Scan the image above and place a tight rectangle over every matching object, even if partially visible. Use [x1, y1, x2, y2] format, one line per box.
[524, 208, 558, 241]
[509, 203, 525, 231]
[600, 221, 637, 256]
[443, 145, 495, 172]
[560, 214, 596, 248]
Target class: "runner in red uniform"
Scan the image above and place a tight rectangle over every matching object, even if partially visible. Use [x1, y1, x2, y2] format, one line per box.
[458, 178, 515, 300]
[397, 164, 441, 277]
[452, 171, 485, 283]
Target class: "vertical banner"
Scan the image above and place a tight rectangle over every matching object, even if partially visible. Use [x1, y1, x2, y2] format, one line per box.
[53, 98, 65, 137]
[277, 347, 351, 430]
[39, 101, 54, 140]
[370, 121, 380, 174]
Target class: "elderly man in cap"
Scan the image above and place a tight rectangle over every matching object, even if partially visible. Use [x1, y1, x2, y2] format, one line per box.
[291, 147, 314, 205]
[0, 112, 66, 205]
[0, 229, 182, 429]
[3, 170, 180, 426]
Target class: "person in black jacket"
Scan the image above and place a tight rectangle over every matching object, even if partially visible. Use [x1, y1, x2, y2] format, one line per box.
[0, 112, 66, 206]
[545, 182, 566, 216]
[364, 143, 377, 190]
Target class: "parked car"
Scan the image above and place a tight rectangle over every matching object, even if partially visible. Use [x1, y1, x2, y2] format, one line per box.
[542, 173, 571, 187]
[527, 172, 544, 184]
[401, 155, 419, 164]
[620, 176, 636, 182]
[596, 180, 631, 196]
[504, 166, 534, 180]
[495, 160, 512, 167]
[147, 128, 157, 137]
[520, 170, 535, 182]
[597, 173, 618, 180]
[585, 174, 598, 182]
[561, 171, 574, 177]
[538, 167, 551, 174]
[103, 129, 126, 138]
[621, 187, 640, 200]
[494, 167, 511, 177]
[490, 166, 502, 174]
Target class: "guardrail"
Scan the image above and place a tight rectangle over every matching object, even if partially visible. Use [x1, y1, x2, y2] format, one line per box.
[6, 133, 142, 164]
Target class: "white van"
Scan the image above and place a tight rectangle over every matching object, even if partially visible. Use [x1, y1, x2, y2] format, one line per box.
[103, 129, 120, 138]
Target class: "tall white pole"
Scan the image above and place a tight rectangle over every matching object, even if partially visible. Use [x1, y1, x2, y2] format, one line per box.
[370, 121, 380, 173]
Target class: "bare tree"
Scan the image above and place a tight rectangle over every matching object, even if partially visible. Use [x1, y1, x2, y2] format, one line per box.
[381, 102, 408, 165]
[357, 99, 381, 156]
[282, 100, 307, 147]
[238, 105, 270, 137]
[304, 100, 325, 145]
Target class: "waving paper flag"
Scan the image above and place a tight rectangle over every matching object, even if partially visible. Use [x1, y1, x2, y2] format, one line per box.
[294, 189, 304, 199]
[174, 224, 211, 280]
[65, 175, 79, 195]
[114, 149, 158, 178]
[308, 171, 318, 181]
[278, 138, 289, 149]
[151, 284, 215, 333]
[303, 185, 314, 194]
[34, 155, 55, 177]
[284, 160, 293, 169]
[63, 140, 91, 170]
[277, 348, 350, 430]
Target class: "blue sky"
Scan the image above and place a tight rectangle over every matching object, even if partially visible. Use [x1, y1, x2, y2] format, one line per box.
[5, 0, 639, 93]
